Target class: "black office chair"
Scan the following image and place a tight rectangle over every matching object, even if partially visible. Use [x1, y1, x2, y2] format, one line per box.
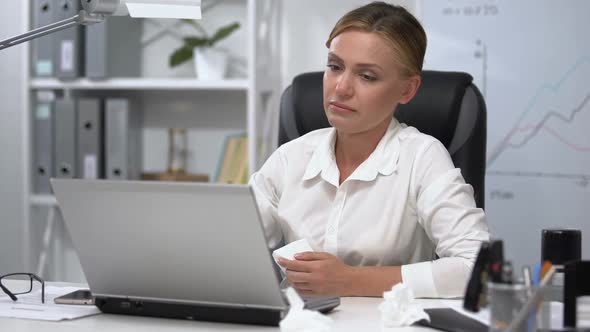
[279, 71, 487, 209]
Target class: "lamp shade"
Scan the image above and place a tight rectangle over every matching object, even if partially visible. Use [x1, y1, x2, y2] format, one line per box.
[82, 0, 202, 19]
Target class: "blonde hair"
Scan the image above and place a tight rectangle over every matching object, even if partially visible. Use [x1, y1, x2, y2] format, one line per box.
[326, 1, 426, 77]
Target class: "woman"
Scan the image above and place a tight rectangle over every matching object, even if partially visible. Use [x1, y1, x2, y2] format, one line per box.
[249, 2, 489, 298]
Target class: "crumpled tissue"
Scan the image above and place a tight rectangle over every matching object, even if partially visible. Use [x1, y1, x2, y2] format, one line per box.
[272, 239, 314, 274]
[378, 283, 430, 327]
[279, 287, 334, 332]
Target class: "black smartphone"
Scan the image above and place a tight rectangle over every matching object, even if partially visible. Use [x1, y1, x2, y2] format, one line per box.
[53, 289, 94, 305]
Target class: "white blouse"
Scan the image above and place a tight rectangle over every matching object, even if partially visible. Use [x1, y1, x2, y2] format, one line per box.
[249, 118, 490, 298]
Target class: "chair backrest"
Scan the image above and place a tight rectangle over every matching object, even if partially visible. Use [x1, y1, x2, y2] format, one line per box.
[279, 70, 487, 209]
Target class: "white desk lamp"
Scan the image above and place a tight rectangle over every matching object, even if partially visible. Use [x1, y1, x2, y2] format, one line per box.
[0, 0, 202, 51]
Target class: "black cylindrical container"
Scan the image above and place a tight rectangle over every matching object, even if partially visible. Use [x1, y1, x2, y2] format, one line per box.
[541, 229, 582, 265]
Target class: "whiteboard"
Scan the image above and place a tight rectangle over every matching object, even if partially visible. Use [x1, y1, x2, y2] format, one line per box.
[419, 0, 589, 269]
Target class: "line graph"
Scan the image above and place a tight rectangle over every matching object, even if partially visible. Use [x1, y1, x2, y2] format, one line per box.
[525, 126, 590, 152]
[500, 91, 590, 150]
[486, 57, 590, 167]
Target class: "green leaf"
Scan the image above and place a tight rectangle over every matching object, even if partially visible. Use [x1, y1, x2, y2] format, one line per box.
[183, 37, 209, 48]
[210, 22, 241, 46]
[169, 46, 194, 68]
[168, 21, 240, 67]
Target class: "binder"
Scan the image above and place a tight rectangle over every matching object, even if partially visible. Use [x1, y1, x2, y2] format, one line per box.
[85, 16, 142, 79]
[216, 135, 240, 183]
[32, 0, 55, 77]
[105, 98, 142, 180]
[54, 98, 77, 178]
[233, 136, 249, 184]
[77, 98, 104, 179]
[216, 134, 248, 184]
[33, 92, 56, 193]
[53, 0, 83, 79]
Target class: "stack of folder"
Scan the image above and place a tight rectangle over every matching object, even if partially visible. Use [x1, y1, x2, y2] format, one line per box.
[32, 0, 142, 79]
[32, 95, 142, 193]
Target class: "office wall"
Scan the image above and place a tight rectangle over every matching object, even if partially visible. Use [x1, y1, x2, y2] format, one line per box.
[280, 0, 416, 89]
[0, 1, 26, 274]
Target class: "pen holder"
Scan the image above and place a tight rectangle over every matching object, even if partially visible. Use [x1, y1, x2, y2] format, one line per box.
[489, 282, 536, 332]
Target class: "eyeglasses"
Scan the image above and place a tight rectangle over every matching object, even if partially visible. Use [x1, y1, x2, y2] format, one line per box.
[0, 273, 45, 304]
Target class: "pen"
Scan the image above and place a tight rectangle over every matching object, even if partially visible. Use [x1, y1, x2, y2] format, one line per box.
[540, 261, 552, 280]
[533, 262, 542, 286]
[522, 266, 535, 332]
[522, 266, 532, 291]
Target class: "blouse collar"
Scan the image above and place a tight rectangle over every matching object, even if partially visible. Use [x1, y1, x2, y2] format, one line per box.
[302, 118, 407, 186]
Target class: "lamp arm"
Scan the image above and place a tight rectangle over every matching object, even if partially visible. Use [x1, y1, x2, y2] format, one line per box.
[0, 10, 105, 51]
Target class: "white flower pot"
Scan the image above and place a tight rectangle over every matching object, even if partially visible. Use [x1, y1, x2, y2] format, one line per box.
[193, 47, 229, 80]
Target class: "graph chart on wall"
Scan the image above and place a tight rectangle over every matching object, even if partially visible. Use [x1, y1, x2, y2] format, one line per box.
[420, 0, 589, 267]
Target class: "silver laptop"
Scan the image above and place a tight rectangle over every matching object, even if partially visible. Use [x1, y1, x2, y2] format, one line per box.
[51, 179, 339, 326]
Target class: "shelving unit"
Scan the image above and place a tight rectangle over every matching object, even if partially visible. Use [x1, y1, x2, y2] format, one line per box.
[23, 0, 283, 282]
[30, 78, 250, 90]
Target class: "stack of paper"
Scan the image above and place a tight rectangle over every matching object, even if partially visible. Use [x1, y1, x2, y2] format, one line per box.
[0, 286, 100, 321]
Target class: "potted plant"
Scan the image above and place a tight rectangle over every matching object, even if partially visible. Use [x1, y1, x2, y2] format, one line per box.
[169, 21, 241, 80]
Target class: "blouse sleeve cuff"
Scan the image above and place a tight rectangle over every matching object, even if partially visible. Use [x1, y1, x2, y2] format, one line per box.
[401, 261, 439, 298]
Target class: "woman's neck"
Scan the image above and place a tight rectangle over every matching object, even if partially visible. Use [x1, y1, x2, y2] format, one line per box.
[334, 118, 392, 182]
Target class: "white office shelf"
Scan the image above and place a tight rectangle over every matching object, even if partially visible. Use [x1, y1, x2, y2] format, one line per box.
[30, 195, 58, 207]
[24, 0, 282, 282]
[30, 78, 250, 91]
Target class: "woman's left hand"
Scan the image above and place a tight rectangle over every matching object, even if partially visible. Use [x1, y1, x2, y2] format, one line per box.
[277, 252, 356, 296]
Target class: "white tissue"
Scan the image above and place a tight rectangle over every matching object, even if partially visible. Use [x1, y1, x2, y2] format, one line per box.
[272, 239, 314, 274]
[378, 283, 430, 327]
[279, 287, 334, 332]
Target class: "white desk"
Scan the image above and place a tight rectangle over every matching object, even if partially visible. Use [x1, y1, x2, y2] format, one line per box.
[0, 282, 455, 331]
